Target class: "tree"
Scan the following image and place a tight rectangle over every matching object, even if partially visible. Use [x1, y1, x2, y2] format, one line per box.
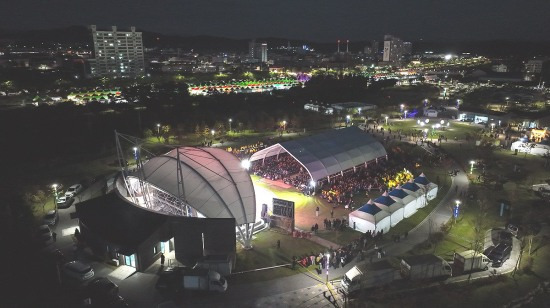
[143, 128, 153, 139]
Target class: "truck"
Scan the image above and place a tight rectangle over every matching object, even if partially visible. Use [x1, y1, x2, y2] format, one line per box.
[340, 260, 401, 296]
[193, 255, 232, 276]
[400, 254, 452, 280]
[183, 269, 228, 292]
[156, 268, 228, 293]
[453, 250, 491, 275]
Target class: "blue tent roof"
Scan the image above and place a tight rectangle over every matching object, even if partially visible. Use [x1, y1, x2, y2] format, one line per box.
[389, 188, 409, 199]
[374, 195, 395, 206]
[402, 182, 421, 192]
[414, 175, 430, 185]
[248, 126, 387, 181]
[358, 203, 382, 215]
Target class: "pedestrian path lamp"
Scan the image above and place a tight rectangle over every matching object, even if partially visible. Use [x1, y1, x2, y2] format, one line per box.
[454, 200, 461, 224]
[385, 116, 388, 125]
[156, 123, 161, 135]
[470, 160, 475, 174]
[228, 118, 232, 132]
[325, 253, 330, 283]
[52, 184, 58, 211]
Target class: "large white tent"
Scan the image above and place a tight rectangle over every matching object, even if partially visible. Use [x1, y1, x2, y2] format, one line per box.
[140, 147, 256, 225]
[248, 127, 387, 182]
[414, 173, 438, 201]
[388, 185, 418, 218]
[402, 180, 427, 210]
[373, 192, 404, 227]
[349, 200, 391, 234]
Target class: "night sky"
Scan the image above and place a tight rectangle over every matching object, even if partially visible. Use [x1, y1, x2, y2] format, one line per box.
[1, 0, 550, 42]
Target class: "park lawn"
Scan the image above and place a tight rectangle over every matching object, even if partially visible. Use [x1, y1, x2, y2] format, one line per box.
[316, 228, 363, 246]
[231, 230, 325, 284]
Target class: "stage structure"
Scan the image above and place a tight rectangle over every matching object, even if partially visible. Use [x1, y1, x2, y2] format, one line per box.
[115, 131, 258, 248]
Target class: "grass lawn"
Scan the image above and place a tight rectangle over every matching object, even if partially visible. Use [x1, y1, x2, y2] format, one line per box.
[316, 228, 363, 246]
[230, 229, 326, 284]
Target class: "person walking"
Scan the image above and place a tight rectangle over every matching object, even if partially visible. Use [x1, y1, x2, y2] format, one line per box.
[330, 209, 334, 218]
[160, 252, 165, 266]
[316, 206, 320, 217]
[277, 239, 281, 249]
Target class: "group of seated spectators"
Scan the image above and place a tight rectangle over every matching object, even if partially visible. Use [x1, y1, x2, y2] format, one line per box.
[250, 154, 303, 181]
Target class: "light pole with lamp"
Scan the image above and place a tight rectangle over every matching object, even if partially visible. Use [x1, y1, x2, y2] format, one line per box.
[454, 200, 461, 224]
[385, 116, 388, 125]
[133, 147, 138, 162]
[52, 184, 58, 212]
[470, 160, 475, 174]
[211, 129, 215, 143]
[156, 123, 161, 135]
[228, 118, 232, 133]
[346, 115, 350, 127]
[325, 253, 330, 283]
[282, 120, 287, 133]
[404, 110, 408, 119]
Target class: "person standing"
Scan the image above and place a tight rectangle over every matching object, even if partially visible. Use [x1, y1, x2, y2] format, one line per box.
[277, 239, 281, 249]
[160, 252, 165, 266]
[330, 209, 334, 218]
[316, 206, 320, 217]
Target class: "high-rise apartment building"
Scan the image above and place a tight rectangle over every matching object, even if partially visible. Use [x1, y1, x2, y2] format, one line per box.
[90, 25, 145, 77]
[382, 35, 404, 64]
[248, 40, 268, 63]
[403, 41, 413, 56]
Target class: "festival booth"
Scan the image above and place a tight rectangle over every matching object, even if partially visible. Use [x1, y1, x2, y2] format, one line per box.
[402, 180, 427, 210]
[389, 185, 418, 218]
[348, 200, 391, 234]
[373, 192, 404, 227]
[413, 173, 438, 201]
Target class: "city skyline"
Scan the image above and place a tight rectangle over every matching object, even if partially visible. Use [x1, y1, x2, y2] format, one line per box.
[1, 0, 550, 42]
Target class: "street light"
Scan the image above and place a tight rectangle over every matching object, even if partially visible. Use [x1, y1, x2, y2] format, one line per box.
[400, 104, 404, 112]
[404, 110, 408, 119]
[357, 108, 361, 115]
[211, 129, 215, 136]
[440, 120, 445, 125]
[326, 253, 330, 283]
[454, 200, 461, 224]
[133, 147, 138, 161]
[385, 116, 388, 125]
[282, 120, 287, 132]
[228, 118, 232, 132]
[156, 123, 161, 135]
[470, 160, 475, 174]
[52, 184, 58, 210]
[491, 123, 495, 131]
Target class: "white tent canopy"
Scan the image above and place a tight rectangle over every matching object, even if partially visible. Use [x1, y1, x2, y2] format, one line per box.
[373, 192, 404, 227]
[349, 200, 391, 234]
[402, 180, 427, 210]
[388, 185, 418, 218]
[141, 147, 256, 225]
[248, 127, 387, 182]
[414, 173, 439, 201]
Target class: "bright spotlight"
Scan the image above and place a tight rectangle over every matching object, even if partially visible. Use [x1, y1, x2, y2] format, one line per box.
[310, 180, 316, 187]
[241, 159, 251, 170]
[444, 54, 452, 60]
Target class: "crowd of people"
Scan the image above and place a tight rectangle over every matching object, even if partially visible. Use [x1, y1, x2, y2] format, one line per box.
[227, 141, 267, 160]
[250, 153, 304, 182]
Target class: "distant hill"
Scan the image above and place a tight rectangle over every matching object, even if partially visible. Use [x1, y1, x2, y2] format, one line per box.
[1, 26, 549, 57]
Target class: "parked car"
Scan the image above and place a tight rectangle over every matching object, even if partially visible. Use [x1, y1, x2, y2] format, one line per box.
[487, 243, 512, 268]
[507, 224, 519, 236]
[65, 184, 83, 198]
[86, 277, 121, 306]
[62, 261, 94, 281]
[43, 209, 58, 226]
[499, 231, 513, 245]
[36, 224, 54, 246]
[57, 196, 74, 209]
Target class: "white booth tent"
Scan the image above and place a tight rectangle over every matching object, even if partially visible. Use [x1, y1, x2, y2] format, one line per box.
[248, 126, 387, 182]
[349, 200, 391, 234]
[414, 173, 438, 201]
[511, 140, 550, 156]
[402, 181, 427, 210]
[389, 185, 418, 218]
[373, 192, 404, 227]
[140, 147, 256, 225]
